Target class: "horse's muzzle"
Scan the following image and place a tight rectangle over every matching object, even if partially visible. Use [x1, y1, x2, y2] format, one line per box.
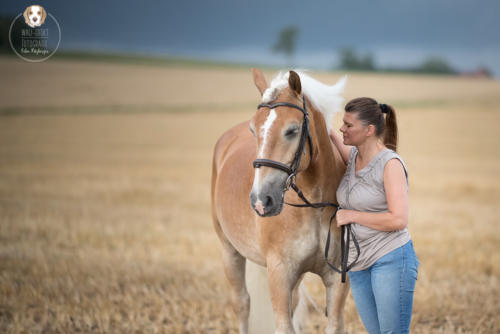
[250, 177, 285, 217]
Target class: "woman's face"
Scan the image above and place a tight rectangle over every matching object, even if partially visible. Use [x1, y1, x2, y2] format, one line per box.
[340, 112, 370, 146]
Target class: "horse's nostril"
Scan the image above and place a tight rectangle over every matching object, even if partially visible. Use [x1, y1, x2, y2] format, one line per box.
[264, 195, 273, 208]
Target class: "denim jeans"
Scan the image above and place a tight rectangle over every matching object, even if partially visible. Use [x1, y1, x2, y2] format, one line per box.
[348, 240, 420, 334]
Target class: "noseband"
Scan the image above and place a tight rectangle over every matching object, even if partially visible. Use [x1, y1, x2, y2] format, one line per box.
[252, 96, 359, 283]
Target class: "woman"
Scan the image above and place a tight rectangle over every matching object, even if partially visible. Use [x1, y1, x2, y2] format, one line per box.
[329, 97, 420, 334]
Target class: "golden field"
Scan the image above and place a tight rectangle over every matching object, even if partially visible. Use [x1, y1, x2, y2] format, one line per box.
[0, 55, 499, 333]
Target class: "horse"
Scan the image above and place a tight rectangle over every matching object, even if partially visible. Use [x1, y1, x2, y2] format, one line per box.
[211, 68, 348, 334]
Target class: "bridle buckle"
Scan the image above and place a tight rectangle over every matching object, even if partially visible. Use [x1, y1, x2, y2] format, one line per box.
[284, 173, 296, 191]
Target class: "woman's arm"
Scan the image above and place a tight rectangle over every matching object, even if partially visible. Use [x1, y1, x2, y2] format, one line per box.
[329, 128, 351, 165]
[336, 159, 408, 231]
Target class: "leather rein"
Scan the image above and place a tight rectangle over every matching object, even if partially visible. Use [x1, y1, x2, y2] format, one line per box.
[252, 97, 360, 283]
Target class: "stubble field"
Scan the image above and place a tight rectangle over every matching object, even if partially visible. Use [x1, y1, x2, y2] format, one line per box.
[0, 56, 499, 333]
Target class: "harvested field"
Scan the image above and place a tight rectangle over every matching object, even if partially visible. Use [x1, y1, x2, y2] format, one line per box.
[0, 55, 499, 333]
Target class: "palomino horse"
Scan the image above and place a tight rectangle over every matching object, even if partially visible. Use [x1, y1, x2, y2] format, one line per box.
[211, 69, 348, 334]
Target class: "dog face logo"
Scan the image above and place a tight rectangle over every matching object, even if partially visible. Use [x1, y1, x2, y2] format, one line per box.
[23, 5, 47, 28]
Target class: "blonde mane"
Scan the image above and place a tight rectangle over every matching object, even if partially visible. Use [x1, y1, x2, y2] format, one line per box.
[262, 71, 347, 132]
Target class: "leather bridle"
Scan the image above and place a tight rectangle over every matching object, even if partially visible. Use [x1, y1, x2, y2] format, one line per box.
[252, 97, 360, 283]
[253, 98, 313, 191]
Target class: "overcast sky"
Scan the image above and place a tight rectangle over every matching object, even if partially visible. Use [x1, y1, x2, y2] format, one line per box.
[3, 0, 500, 75]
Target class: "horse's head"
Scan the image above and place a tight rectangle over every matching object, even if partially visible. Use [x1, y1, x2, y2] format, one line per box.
[249, 69, 315, 217]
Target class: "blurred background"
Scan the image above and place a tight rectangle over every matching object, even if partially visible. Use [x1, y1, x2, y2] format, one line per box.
[2, 0, 500, 75]
[0, 1, 499, 333]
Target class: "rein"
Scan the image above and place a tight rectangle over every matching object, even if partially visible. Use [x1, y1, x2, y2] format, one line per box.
[252, 97, 360, 283]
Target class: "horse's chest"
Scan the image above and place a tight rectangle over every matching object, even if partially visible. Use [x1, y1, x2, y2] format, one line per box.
[258, 212, 321, 261]
[219, 214, 266, 264]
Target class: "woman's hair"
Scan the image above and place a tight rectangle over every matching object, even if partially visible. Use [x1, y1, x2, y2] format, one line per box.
[344, 97, 398, 151]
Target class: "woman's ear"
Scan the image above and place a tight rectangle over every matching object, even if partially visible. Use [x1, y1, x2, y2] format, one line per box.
[366, 124, 376, 137]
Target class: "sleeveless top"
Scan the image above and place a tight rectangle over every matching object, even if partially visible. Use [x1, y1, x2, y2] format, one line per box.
[336, 147, 411, 271]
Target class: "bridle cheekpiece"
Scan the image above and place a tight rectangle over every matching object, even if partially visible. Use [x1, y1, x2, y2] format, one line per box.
[252, 97, 313, 191]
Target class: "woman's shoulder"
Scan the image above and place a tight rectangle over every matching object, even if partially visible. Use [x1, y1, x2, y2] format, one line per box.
[380, 149, 408, 181]
[380, 149, 404, 162]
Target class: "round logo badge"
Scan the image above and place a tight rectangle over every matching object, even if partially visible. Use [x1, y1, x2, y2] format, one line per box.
[9, 5, 61, 62]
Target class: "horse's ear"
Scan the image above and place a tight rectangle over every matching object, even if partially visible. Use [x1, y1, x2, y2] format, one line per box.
[252, 68, 268, 96]
[288, 71, 301, 95]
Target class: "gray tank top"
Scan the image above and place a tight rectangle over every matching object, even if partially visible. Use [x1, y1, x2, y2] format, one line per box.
[336, 147, 411, 271]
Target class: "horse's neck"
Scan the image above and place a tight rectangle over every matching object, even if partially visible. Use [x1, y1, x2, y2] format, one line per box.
[298, 108, 344, 203]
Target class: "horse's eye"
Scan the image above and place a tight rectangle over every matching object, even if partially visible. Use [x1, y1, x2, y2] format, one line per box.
[284, 127, 299, 138]
[249, 125, 255, 136]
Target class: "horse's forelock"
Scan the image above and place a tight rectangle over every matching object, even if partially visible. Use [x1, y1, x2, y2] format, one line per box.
[260, 71, 346, 133]
[261, 72, 289, 103]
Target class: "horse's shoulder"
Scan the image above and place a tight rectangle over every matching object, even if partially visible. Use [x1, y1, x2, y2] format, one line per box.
[213, 120, 254, 170]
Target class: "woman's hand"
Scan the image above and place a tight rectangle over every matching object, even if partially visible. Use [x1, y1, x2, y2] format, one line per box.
[336, 209, 357, 227]
[328, 128, 336, 141]
[329, 128, 351, 165]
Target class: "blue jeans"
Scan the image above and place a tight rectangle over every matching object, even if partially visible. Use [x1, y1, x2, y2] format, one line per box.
[348, 240, 420, 334]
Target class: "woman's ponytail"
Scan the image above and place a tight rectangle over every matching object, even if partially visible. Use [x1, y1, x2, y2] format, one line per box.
[382, 104, 398, 152]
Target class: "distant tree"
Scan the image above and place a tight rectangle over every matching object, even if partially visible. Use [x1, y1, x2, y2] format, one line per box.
[338, 47, 375, 71]
[338, 48, 357, 70]
[359, 53, 375, 71]
[272, 25, 299, 67]
[414, 56, 457, 74]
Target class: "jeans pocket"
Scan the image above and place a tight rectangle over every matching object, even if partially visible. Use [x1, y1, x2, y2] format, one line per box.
[413, 252, 420, 280]
[407, 240, 420, 280]
[412, 262, 419, 280]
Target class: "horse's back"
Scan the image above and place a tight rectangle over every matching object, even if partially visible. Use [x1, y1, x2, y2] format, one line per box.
[211, 120, 263, 263]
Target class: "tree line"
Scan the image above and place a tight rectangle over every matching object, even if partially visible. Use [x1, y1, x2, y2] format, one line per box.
[272, 25, 492, 76]
[337, 47, 458, 75]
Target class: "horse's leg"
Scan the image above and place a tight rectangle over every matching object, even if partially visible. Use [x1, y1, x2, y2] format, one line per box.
[222, 246, 250, 334]
[322, 272, 349, 334]
[213, 218, 250, 334]
[291, 275, 307, 333]
[267, 258, 298, 334]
